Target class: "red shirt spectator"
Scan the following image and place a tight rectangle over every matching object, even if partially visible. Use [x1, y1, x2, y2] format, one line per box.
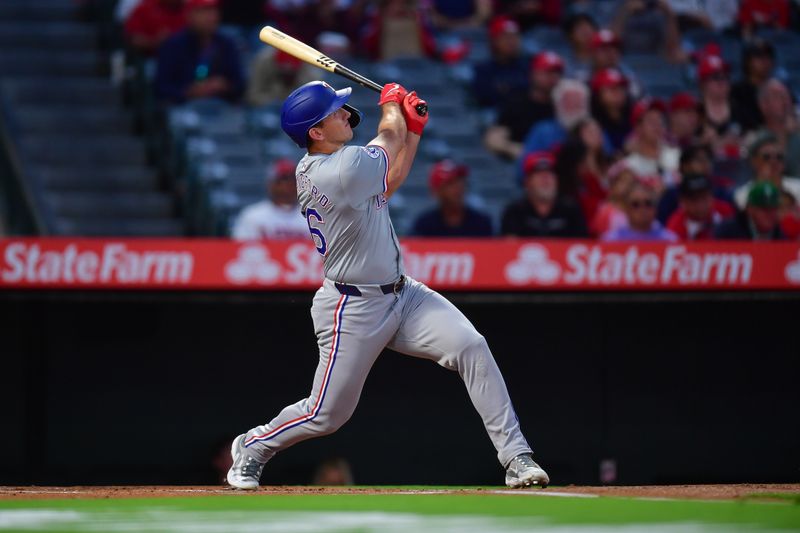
[738, 0, 790, 32]
[666, 173, 735, 240]
[125, 0, 187, 54]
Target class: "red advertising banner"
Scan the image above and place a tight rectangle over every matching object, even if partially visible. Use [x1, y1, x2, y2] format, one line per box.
[1, 238, 799, 291]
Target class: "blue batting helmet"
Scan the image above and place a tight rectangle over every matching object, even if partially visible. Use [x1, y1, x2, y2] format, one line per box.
[281, 81, 362, 148]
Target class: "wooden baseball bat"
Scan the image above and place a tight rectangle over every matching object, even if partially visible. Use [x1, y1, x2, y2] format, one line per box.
[258, 25, 427, 116]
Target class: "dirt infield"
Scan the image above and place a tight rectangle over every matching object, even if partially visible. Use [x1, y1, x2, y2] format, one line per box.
[1, 484, 798, 501]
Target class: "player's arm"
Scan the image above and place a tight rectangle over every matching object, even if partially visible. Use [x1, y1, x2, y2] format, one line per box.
[384, 92, 428, 199]
[338, 85, 407, 207]
[368, 83, 408, 167]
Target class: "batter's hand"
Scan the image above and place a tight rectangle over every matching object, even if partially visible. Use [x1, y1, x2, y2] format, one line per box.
[378, 83, 408, 106]
[402, 92, 428, 135]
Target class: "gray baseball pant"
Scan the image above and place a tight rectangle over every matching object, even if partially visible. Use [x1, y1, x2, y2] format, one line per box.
[243, 276, 532, 468]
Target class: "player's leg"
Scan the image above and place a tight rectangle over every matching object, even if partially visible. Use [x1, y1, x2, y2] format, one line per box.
[386, 277, 548, 487]
[228, 287, 398, 489]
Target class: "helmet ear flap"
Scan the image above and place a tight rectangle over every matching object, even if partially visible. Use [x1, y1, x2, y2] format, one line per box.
[343, 104, 362, 129]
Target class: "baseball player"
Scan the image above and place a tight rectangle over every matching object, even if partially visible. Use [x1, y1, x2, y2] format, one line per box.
[227, 80, 549, 489]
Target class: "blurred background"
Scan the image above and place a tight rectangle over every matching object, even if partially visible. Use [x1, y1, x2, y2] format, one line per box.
[0, 0, 798, 487]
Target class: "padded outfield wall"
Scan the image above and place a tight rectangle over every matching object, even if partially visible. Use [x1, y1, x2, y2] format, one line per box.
[1, 289, 798, 487]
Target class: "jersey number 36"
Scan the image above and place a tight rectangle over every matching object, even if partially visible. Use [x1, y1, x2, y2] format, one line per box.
[305, 208, 327, 256]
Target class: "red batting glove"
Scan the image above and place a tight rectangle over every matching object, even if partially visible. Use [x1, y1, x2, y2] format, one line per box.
[378, 83, 407, 106]
[401, 91, 428, 136]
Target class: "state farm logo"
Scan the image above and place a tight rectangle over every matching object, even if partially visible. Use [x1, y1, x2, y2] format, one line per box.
[402, 247, 474, 284]
[505, 244, 561, 285]
[785, 251, 800, 284]
[225, 245, 281, 284]
[1, 242, 193, 284]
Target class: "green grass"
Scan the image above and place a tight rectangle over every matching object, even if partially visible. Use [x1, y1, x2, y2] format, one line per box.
[0, 491, 799, 532]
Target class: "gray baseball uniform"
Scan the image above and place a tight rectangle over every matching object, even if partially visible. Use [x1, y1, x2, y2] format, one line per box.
[242, 143, 533, 469]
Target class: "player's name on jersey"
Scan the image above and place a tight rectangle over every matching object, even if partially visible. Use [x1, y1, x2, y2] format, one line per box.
[297, 171, 334, 212]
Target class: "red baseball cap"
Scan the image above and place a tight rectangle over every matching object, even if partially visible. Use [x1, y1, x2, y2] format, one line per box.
[591, 29, 621, 49]
[186, 0, 219, 9]
[590, 68, 628, 91]
[668, 91, 699, 113]
[531, 51, 564, 72]
[429, 159, 468, 191]
[268, 158, 297, 182]
[631, 97, 666, 126]
[489, 16, 520, 39]
[697, 54, 729, 81]
[523, 151, 555, 175]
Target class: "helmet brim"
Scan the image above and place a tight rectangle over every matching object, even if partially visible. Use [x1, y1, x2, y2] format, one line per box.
[320, 87, 362, 130]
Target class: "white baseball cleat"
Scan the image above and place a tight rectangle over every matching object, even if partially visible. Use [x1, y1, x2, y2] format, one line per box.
[226, 433, 265, 490]
[505, 454, 549, 488]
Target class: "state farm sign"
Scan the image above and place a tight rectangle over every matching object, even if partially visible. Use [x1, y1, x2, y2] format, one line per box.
[0, 238, 798, 291]
[2, 242, 193, 284]
[506, 243, 754, 286]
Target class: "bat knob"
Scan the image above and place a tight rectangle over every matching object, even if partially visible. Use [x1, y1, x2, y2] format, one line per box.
[415, 103, 428, 117]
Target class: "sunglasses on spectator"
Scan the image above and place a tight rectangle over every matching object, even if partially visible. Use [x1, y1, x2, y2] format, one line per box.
[759, 152, 785, 161]
[629, 199, 655, 209]
[706, 73, 728, 81]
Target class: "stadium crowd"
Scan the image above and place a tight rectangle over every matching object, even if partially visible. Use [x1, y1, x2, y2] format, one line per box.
[113, 0, 800, 241]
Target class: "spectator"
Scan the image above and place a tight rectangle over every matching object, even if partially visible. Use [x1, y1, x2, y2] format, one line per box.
[554, 118, 610, 224]
[231, 159, 308, 240]
[591, 29, 642, 96]
[247, 49, 317, 107]
[496, 0, 561, 30]
[562, 12, 598, 75]
[656, 143, 736, 222]
[591, 159, 637, 236]
[668, 91, 713, 149]
[696, 55, 742, 155]
[602, 179, 678, 241]
[738, 0, 791, 36]
[360, 0, 437, 61]
[666, 173, 735, 239]
[731, 38, 776, 134]
[471, 15, 528, 108]
[155, 0, 245, 104]
[611, 0, 685, 63]
[246, 33, 346, 107]
[427, 0, 492, 29]
[124, 0, 187, 55]
[715, 181, 786, 239]
[266, 0, 366, 43]
[734, 132, 800, 208]
[484, 51, 563, 159]
[568, 28, 641, 97]
[501, 152, 588, 237]
[750, 79, 800, 177]
[778, 189, 800, 239]
[411, 160, 493, 237]
[590, 67, 633, 153]
[624, 97, 681, 190]
[521, 79, 592, 155]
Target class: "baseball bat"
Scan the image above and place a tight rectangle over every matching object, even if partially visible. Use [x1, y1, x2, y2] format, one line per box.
[258, 25, 428, 116]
